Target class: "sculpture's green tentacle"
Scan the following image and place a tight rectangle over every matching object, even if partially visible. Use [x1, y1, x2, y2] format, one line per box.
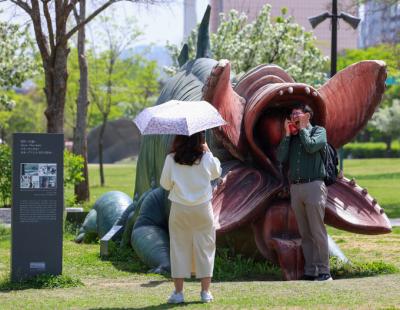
[131, 187, 171, 273]
[121, 189, 153, 247]
[196, 5, 211, 59]
[75, 191, 132, 242]
[75, 209, 97, 243]
[178, 44, 189, 67]
[95, 191, 132, 238]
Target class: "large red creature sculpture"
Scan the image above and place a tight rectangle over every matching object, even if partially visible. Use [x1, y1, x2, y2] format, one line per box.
[77, 6, 392, 281]
[203, 59, 391, 280]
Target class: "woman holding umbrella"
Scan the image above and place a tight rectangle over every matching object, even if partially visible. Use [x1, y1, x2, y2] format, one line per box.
[160, 132, 221, 303]
[134, 100, 226, 303]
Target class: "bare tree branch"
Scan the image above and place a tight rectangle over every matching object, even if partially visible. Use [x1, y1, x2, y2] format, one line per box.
[65, 0, 119, 40]
[9, 0, 32, 15]
[42, 0, 55, 51]
[73, 5, 80, 23]
[30, 0, 50, 62]
[65, 0, 80, 14]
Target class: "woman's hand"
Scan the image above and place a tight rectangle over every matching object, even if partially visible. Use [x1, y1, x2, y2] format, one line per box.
[203, 142, 210, 152]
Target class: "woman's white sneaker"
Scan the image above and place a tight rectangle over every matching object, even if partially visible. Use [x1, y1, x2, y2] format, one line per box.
[200, 291, 213, 303]
[167, 291, 184, 304]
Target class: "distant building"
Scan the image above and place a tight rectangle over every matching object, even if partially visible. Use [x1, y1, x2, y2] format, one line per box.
[209, 0, 359, 55]
[358, 1, 400, 48]
[184, 0, 197, 39]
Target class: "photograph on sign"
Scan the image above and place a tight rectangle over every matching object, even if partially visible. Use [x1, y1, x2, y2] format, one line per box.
[20, 163, 57, 189]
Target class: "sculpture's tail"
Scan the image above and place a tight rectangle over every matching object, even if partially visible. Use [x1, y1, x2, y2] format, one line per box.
[131, 188, 171, 273]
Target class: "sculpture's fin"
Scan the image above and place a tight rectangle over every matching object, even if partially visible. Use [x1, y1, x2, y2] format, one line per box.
[178, 44, 189, 67]
[196, 5, 211, 59]
[318, 60, 387, 148]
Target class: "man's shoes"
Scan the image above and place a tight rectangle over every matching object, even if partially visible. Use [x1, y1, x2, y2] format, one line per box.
[301, 274, 317, 281]
[167, 291, 184, 304]
[200, 291, 213, 303]
[315, 273, 333, 281]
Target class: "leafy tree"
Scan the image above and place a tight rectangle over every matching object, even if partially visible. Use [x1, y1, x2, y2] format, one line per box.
[2, 90, 46, 143]
[167, 5, 327, 85]
[118, 54, 159, 118]
[338, 43, 400, 142]
[370, 99, 400, 153]
[338, 44, 399, 78]
[7, 0, 167, 134]
[0, 20, 38, 141]
[87, 14, 158, 186]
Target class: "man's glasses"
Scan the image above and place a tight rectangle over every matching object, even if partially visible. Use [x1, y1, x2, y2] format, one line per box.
[290, 112, 304, 118]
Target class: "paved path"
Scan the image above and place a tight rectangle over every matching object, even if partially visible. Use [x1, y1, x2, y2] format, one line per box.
[0, 208, 11, 225]
[390, 218, 400, 227]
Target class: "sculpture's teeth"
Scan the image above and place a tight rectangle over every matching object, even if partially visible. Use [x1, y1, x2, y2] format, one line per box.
[380, 208, 385, 214]
[349, 178, 356, 186]
[288, 87, 293, 94]
[362, 188, 368, 195]
[312, 91, 318, 97]
[372, 198, 378, 206]
[279, 90, 284, 96]
[305, 87, 311, 94]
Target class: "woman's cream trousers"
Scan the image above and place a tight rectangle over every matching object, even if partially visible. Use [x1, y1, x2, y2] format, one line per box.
[169, 201, 216, 279]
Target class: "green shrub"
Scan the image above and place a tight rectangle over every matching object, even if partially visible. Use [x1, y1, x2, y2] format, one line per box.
[64, 150, 84, 187]
[0, 223, 10, 236]
[344, 141, 400, 158]
[0, 144, 11, 207]
[330, 257, 398, 279]
[64, 150, 85, 206]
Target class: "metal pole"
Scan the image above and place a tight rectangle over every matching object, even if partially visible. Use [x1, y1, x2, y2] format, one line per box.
[331, 0, 338, 77]
[331, 0, 344, 171]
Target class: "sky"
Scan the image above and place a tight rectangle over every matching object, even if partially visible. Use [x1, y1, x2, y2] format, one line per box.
[0, 0, 210, 47]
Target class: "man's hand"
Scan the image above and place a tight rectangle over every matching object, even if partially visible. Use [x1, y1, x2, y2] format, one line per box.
[284, 119, 291, 136]
[298, 113, 310, 129]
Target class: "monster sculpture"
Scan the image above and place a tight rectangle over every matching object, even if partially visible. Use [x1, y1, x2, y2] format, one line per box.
[77, 6, 391, 280]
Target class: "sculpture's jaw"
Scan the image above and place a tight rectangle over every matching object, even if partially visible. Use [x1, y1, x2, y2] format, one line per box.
[325, 176, 392, 234]
[204, 60, 387, 179]
[243, 82, 326, 178]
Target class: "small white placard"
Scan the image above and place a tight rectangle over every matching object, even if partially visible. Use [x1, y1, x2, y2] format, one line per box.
[30, 262, 46, 271]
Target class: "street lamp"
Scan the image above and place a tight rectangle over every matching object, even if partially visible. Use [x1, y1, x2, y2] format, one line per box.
[308, 0, 361, 171]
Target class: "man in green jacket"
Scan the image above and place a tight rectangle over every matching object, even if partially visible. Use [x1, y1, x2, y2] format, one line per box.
[277, 103, 332, 281]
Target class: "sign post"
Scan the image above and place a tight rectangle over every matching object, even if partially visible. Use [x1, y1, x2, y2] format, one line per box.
[11, 133, 64, 281]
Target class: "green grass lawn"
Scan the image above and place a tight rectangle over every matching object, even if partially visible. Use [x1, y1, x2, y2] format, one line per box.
[65, 162, 136, 209]
[1, 226, 400, 309]
[1, 158, 399, 309]
[343, 158, 400, 218]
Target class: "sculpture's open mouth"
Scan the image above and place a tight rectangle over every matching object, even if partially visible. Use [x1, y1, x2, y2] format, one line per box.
[243, 83, 326, 178]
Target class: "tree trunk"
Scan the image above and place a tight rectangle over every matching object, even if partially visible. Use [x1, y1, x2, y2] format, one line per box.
[43, 44, 69, 134]
[73, 0, 90, 202]
[98, 115, 108, 187]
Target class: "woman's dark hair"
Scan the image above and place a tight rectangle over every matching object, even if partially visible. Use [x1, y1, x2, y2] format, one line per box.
[169, 132, 206, 165]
